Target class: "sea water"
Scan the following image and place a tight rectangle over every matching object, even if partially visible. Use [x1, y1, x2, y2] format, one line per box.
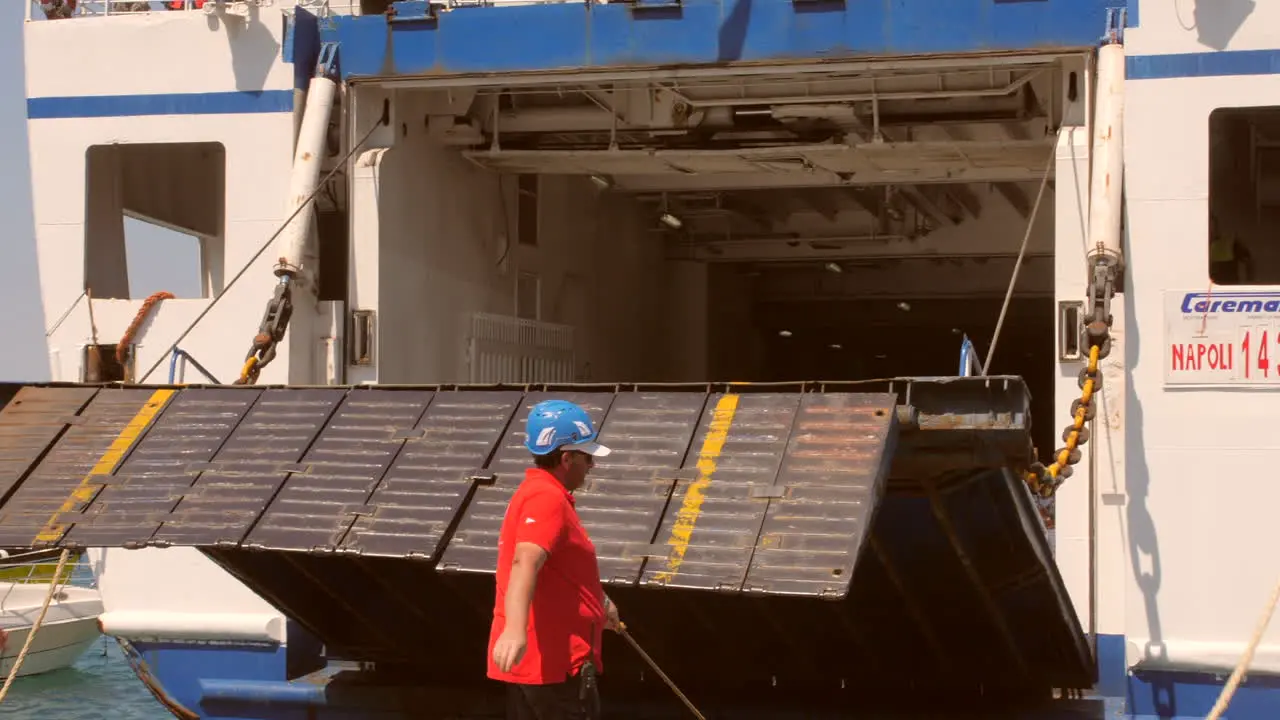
[0, 638, 168, 719]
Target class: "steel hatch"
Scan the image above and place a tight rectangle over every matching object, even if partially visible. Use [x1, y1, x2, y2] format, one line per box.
[0, 378, 1092, 705]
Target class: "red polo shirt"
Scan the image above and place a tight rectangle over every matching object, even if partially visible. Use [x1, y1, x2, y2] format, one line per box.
[487, 468, 607, 685]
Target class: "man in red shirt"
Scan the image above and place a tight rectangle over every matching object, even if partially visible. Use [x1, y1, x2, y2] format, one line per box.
[488, 399, 621, 719]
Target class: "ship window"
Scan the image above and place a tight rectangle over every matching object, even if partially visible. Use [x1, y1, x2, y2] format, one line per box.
[84, 142, 226, 299]
[1208, 106, 1280, 285]
[517, 174, 539, 247]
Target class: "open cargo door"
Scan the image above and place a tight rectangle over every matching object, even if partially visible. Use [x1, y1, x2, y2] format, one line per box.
[0, 379, 1091, 712]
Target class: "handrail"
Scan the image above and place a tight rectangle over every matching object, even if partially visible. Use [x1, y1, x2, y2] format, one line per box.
[168, 347, 223, 385]
[29, 1, 364, 21]
[0, 552, 93, 588]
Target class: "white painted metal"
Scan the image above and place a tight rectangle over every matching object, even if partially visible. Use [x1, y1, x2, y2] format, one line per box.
[1163, 290, 1280, 386]
[279, 76, 337, 279]
[1086, 41, 1125, 270]
[0, 583, 103, 678]
[16, 0, 1280, 707]
[467, 313, 575, 384]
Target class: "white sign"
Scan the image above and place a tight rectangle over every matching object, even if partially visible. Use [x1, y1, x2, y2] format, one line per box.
[1164, 289, 1280, 387]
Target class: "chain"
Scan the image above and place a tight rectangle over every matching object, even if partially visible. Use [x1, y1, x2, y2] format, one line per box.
[1024, 270, 1115, 499]
[234, 278, 293, 385]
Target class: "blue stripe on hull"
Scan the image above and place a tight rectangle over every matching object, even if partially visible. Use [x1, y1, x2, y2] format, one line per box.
[123, 632, 1280, 719]
[331, 0, 1117, 80]
[26, 90, 294, 120]
[1128, 48, 1280, 80]
[1096, 634, 1280, 719]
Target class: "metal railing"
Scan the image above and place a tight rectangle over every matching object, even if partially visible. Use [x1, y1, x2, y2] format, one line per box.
[28, 1, 364, 21]
[0, 550, 96, 590]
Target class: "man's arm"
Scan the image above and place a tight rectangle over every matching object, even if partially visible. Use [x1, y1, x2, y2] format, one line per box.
[503, 542, 548, 635]
[492, 492, 568, 672]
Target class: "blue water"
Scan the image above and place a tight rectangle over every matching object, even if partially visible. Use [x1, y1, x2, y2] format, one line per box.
[0, 638, 169, 719]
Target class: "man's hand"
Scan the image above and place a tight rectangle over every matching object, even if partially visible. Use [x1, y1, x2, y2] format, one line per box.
[492, 627, 528, 673]
[604, 595, 622, 633]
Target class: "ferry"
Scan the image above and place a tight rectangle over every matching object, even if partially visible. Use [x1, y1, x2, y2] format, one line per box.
[2, 0, 1278, 718]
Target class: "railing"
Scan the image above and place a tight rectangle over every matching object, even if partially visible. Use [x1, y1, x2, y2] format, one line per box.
[468, 312, 576, 384]
[0, 550, 96, 590]
[28, 0, 364, 21]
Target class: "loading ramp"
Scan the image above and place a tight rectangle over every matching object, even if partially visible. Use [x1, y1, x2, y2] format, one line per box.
[0, 378, 1091, 711]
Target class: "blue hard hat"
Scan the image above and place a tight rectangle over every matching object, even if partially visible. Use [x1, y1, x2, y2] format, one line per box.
[524, 399, 612, 457]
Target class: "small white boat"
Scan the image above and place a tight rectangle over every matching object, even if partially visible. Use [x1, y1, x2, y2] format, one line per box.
[0, 553, 103, 678]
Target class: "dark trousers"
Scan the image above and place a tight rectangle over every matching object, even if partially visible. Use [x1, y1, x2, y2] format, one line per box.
[505, 670, 601, 720]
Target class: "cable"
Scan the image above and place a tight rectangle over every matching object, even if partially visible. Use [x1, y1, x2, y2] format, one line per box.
[1204, 576, 1280, 720]
[0, 549, 72, 704]
[134, 98, 390, 384]
[981, 146, 1056, 376]
[616, 623, 707, 720]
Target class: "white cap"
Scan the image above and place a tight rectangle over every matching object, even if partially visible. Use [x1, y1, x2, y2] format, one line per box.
[562, 440, 612, 457]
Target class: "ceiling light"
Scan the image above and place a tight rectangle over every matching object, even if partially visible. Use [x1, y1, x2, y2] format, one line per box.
[659, 212, 683, 230]
[829, 343, 843, 350]
[897, 302, 911, 311]
[778, 330, 793, 338]
[590, 175, 612, 191]
[824, 261, 843, 273]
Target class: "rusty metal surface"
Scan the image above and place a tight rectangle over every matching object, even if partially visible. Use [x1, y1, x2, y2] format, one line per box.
[0, 380, 1097, 701]
[241, 389, 437, 553]
[0, 388, 161, 547]
[149, 389, 345, 547]
[742, 393, 897, 598]
[340, 391, 522, 559]
[579, 391, 707, 585]
[0, 387, 97, 502]
[63, 388, 261, 548]
[639, 393, 799, 591]
[438, 391, 612, 574]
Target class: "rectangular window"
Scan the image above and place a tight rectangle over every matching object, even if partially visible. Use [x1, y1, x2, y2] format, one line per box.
[1208, 106, 1280, 285]
[84, 142, 226, 299]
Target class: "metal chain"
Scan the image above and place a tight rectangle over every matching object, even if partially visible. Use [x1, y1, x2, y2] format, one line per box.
[1024, 293, 1114, 498]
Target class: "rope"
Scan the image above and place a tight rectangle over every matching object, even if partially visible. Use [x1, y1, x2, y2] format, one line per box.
[1204, 576, 1280, 720]
[117, 291, 175, 369]
[616, 623, 707, 720]
[0, 548, 72, 704]
[134, 100, 390, 384]
[982, 147, 1056, 376]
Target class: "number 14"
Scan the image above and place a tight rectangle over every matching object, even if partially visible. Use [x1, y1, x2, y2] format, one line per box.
[1241, 329, 1272, 379]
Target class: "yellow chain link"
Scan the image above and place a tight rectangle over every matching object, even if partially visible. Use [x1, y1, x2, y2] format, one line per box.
[238, 356, 260, 385]
[1025, 343, 1101, 498]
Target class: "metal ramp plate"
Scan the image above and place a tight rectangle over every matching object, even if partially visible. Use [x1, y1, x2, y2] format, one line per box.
[741, 393, 897, 597]
[150, 389, 345, 547]
[339, 390, 523, 559]
[639, 392, 803, 592]
[577, 391, 707, 585]
[63, 388, 259, 548]
[0, 380, 1093, 701]
[0, 388, 171, 547]
[437, 391, 612, 574]
[242, 389, 436, 553]
[0, 386, 96, 501]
